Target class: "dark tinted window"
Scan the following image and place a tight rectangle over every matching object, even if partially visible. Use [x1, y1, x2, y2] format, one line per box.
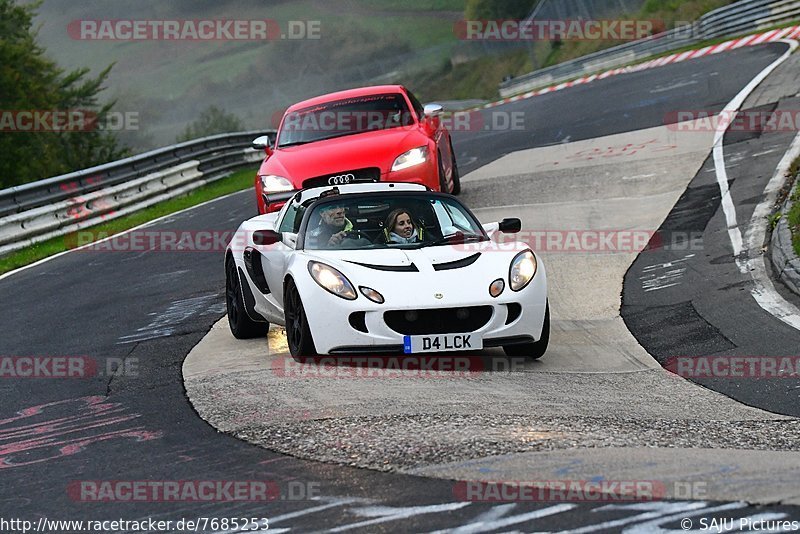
[278, 93, 414, 147]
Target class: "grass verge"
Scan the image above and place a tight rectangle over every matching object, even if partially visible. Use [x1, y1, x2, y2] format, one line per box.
[0, 167, 257, 276]
[408, 1, 800, 103]
[787, 156, 800, 257]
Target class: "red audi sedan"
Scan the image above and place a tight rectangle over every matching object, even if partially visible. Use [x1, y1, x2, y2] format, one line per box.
[252, 85, 460, 213]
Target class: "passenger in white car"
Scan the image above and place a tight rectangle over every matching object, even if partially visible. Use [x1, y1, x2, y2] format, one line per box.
[382, 208, 426, 244]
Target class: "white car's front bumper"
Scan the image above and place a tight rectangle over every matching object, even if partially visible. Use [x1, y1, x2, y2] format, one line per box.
[298, 261, 548, 355]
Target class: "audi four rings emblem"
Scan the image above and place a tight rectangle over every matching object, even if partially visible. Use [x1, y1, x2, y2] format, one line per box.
[328, 173, 355, 185]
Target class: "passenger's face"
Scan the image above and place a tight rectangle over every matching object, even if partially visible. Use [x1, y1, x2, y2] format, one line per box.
[321, 207, 346, 228]
[394, 213, 413, 238]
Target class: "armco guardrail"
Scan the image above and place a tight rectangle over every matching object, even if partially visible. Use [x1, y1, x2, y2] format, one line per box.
[0, 130, 274, 256]
[499, 0, 800, 97]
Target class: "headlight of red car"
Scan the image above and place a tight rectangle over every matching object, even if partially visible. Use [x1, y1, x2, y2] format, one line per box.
[260, 174, 293, 192]
[391, 146, 429, 171]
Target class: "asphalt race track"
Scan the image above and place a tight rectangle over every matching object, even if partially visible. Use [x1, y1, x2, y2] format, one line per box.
[2, 42, 800, 532]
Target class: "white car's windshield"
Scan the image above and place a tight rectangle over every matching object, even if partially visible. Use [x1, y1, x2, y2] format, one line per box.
[277, 93, 414, 147]
[302, 193, 487, 251]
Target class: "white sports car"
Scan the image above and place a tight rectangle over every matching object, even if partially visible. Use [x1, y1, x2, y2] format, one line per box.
[225, 183, 549, 359]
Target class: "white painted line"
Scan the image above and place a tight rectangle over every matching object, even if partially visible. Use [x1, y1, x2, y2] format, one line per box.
[431, 503, 576, 534]
[711, 39, 797, 264]
[710, 38, 800, 332]
[0, 188, 252, 282]
[270, 497, 366, 524]
[329, 502, 471, 532]
[556, 501, 745, 534]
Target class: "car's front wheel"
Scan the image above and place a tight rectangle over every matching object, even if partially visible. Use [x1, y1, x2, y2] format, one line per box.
[449, 139, 461, 195]
[284, 279, 318, 358]
[503, 302, 550, 360]
[437, 150, 451, 194]
[226, 257, 269, 339]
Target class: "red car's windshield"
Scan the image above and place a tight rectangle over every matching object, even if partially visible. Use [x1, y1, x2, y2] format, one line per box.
[277, 93, 414, 147]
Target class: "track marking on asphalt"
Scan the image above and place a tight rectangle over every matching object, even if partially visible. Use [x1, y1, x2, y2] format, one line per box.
[558, 501, 748, 534]
[639, 254, 695, 292]
[743, 129, 800, 331]
[328, 502, 472, 532]
[118, 293, 221, 344]
[0, 396, 161, 469]
[710, 39, 800, 331]
[711, 39, 796, 262]
[430, 503, 577, 534]
[0, 188, 251, 283]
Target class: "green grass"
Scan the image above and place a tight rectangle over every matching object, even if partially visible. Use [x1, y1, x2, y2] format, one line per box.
[470, 17, 799, 106]
[788, 156, 800, 257]
[408, 49, 532, 101]
[407, 0, 751, 102]
[0, 167, 257, 276]
[532, 0, 735, 70]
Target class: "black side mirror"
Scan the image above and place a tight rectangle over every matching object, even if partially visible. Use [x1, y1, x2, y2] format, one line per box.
[498, 218, 521, 234]
[253, 229, 281, 246]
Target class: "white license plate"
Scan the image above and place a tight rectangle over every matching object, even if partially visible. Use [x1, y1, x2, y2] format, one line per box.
[403, 333, 482, 353]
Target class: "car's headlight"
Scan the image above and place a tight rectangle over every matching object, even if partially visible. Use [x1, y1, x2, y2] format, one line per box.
[509, 250, 537, 291]
[308, 261, 357, 300]
[260, 174, 293, 192]
[391, 146, 429, 171]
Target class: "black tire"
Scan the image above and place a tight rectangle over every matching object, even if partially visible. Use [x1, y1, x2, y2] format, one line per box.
[284, 279, 318, 358]
[437, 150, 450, 193]
[503, 302, 550, 360]
[449, 139, 461, 195]
[226, 257, 269, 339]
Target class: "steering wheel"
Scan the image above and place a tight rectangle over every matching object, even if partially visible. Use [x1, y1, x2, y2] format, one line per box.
[342, 230, 364, 240]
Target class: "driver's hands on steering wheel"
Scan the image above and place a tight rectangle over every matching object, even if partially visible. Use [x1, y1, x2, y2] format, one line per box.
[328, 231, 347, 246]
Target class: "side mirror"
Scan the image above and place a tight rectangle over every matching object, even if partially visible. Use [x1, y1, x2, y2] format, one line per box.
[423, 103, 444, 118]
[498, 218, 521, 234]
[252, 229, 281, 246]
[252, 135, 273, 156]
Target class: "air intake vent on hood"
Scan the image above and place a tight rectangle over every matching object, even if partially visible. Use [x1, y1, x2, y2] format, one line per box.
[432, 253, 481, 271]
[347, 261, 418, 272]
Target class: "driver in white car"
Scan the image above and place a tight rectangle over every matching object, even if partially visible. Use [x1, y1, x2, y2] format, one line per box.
[308, 204, 353, 247]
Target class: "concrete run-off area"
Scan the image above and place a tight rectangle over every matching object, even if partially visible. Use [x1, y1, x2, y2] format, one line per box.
[184, 120, 800, 504]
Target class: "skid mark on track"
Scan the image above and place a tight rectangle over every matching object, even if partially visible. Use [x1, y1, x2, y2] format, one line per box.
[0, 396, 161, 469]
